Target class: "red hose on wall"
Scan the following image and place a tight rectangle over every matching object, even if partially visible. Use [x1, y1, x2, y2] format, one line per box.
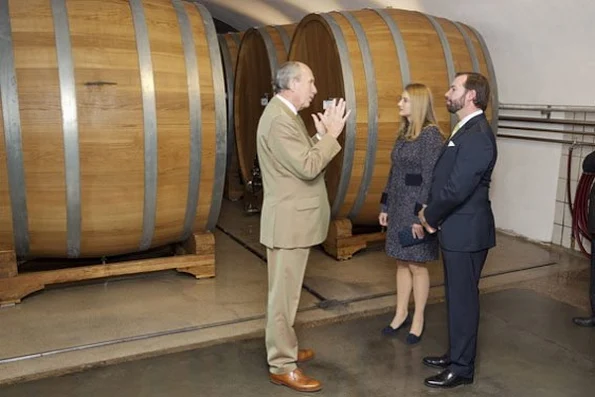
[567, 147, 595, 257]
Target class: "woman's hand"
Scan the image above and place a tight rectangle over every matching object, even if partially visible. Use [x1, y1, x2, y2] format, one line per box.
[412, 223, 425, 239]
[379, 212, 388, 227]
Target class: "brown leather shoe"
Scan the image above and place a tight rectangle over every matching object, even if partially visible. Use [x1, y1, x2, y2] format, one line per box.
[270, 368, 322, 392]
[297, 348, 315, 363]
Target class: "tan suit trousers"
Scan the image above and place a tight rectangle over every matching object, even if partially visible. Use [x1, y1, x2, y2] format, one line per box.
[265, 247, 310, 374]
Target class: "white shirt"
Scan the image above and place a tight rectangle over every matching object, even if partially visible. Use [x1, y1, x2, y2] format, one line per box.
[451, 109, 483, 138]
[275, 94, 323, 141]
[276, 94, 297, 115]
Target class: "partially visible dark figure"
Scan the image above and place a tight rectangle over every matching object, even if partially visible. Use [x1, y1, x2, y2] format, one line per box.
[573, 151, 595, 327]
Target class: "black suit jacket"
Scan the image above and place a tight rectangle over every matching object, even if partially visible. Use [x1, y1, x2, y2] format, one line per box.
[424, 113, 497, 252]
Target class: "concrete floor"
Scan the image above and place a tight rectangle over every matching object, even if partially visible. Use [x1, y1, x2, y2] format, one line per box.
[0, 199, 593, 392]
[2, 289, 595, 396]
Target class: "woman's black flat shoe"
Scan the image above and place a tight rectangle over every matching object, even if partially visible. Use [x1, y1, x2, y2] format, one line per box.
[381, 315, 411, 336]
[406, 330, 423, 344]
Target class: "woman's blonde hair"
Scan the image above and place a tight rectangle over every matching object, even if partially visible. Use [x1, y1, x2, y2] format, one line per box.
[398, 83, 446, 141]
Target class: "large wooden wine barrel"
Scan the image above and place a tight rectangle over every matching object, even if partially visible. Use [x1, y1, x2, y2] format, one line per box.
[288, 9, 498, 225]
[0, 0, 226, 258]
[219, 31, 244, 201]
[233, 24, 295, 186]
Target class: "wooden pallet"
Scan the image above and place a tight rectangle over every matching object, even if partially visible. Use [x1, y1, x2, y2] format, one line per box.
[0, 232, 215, 306]
[323, 218, 386, 260]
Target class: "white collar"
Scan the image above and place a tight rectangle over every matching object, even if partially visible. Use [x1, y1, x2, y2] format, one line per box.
[452, 109, 483, 137]
[456, 109, 483, 130]
[276, 94, 297, 115]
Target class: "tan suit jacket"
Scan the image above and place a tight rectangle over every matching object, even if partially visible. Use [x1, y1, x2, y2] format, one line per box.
[257, 96, 341, 249]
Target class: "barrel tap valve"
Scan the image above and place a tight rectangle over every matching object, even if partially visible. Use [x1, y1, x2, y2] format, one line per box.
[244, 158, 263, 214]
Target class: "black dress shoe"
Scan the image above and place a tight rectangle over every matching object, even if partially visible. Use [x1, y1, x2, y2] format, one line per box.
[422, 354, 451, 369]
[424, 369, 473, 389]
[573, 316, 595, 327]
[381, 315, 411, 336]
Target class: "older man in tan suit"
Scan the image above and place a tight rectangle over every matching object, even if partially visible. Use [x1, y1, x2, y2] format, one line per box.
[257, 61, 350, 392]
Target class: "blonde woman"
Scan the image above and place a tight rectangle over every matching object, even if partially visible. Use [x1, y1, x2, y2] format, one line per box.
[379, 83, 446, 344]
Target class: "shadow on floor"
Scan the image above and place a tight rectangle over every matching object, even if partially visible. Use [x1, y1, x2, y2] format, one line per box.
[0, 198, 589, 385]
[2, 289, 594, 397]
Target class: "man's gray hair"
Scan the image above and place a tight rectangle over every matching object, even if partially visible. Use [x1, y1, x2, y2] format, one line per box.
[273, 61, 303, 94]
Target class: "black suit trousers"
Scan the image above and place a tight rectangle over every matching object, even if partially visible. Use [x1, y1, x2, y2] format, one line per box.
[442, 249, 489, 378]
[590, 239, 595, 315]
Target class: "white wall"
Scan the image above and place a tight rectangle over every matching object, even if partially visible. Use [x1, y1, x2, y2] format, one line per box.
[203, 0, 595, 243]
[411, 0, 595, 242]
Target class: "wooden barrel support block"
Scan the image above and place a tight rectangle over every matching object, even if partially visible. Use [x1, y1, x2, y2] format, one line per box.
[0, 231, 215, 306]
[322, 218, 385, 260]
[289, 9, 498, 230]
[0, 0, 226, 259]
[0, 250, 17, 278]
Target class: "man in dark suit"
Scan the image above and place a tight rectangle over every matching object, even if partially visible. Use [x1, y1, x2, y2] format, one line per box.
[418, 72, 497, 388]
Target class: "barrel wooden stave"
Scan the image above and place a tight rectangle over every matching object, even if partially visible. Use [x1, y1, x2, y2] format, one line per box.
[12, 0, 71, 257]
[219, 31, 244, 200]
[0, 0, 225, 258]
[459, 22, 494, 122]
[0, 46, 12, 252]
[289, 9, 497, 225]
[234, 24, 295, 186]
